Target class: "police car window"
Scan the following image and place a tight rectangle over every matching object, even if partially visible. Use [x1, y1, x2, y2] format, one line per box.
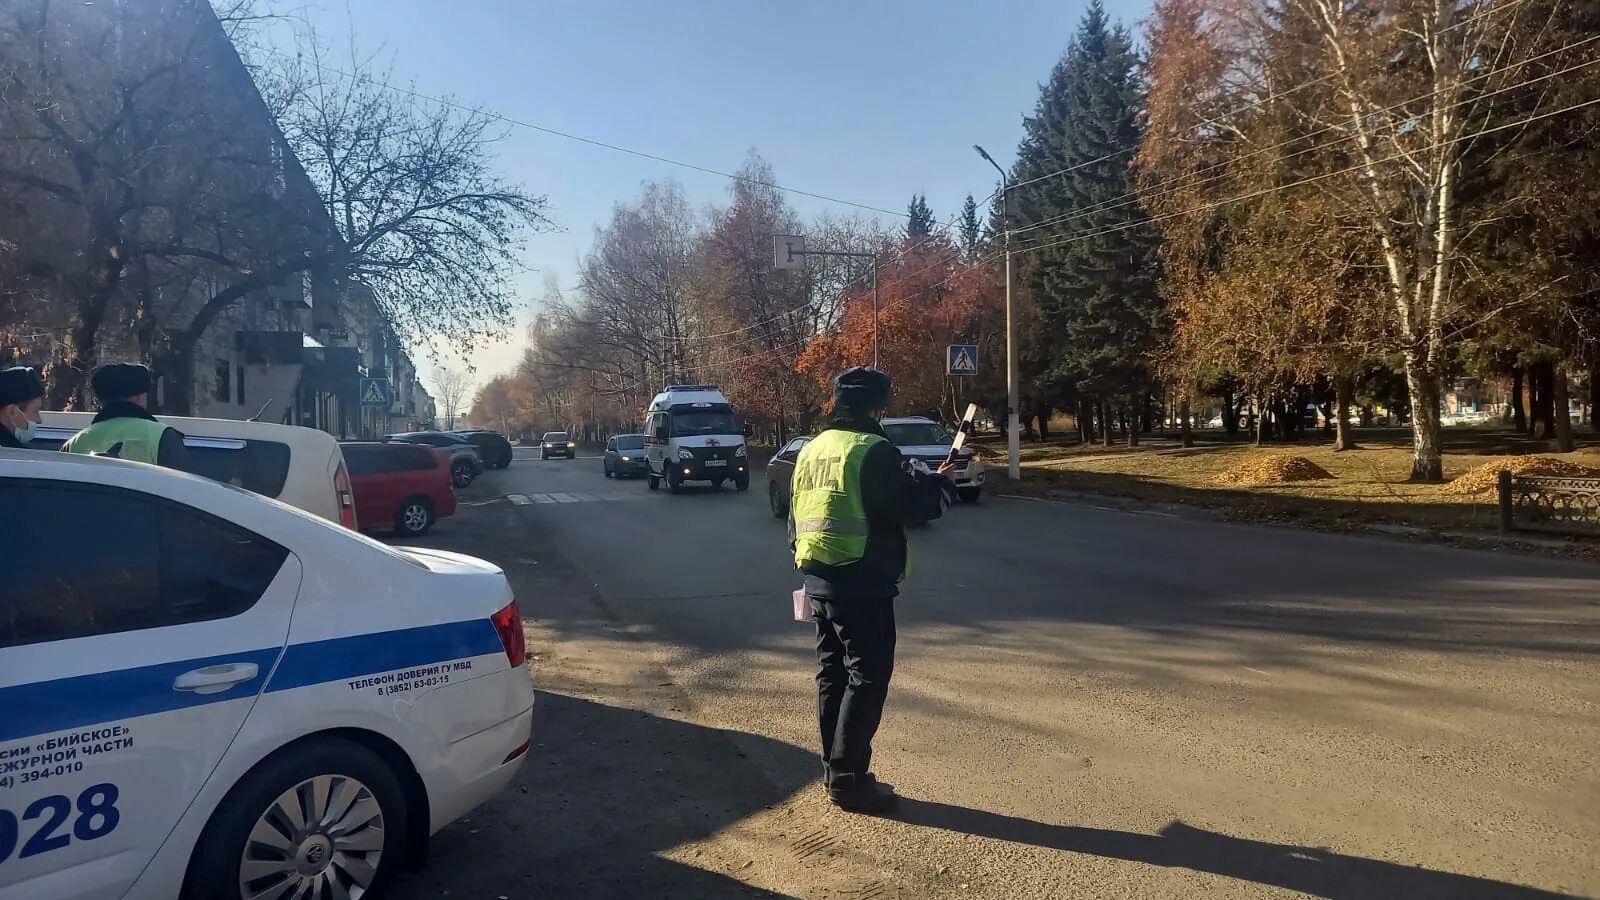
[161, 504, 288, 622]
[0, 482, 286, 648]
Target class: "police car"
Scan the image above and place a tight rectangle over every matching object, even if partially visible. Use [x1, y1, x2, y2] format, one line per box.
[0, 449, 534, 900]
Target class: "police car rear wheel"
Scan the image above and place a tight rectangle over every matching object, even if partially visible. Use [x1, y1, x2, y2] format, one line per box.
[184, 738, 407, 900]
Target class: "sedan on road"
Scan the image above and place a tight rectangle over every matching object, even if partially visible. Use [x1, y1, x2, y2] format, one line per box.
[0, 448, 533, 900]
[603, 433, 649, 479]
[765, 435, 811, 518]
[540, 432, 576, 460]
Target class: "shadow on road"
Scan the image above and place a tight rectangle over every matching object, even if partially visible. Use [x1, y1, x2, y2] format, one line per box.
[895, 799, 1582, 899]
[392, 691, 809, 900]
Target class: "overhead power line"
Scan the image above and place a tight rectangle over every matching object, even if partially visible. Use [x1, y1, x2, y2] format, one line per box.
[263, 47, 912, 220]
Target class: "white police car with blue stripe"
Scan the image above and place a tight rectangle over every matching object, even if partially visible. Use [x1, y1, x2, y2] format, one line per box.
[0, 448, 535, 900]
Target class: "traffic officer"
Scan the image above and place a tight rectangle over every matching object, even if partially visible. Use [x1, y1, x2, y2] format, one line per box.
[60, 362, 188, 469]
[0, 365, 46, 449]
[789, 366, 952, 813]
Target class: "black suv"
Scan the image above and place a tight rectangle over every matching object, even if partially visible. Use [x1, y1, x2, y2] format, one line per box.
[451, 429, 514, 469]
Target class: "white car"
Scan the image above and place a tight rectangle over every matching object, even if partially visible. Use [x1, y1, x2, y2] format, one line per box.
[0, 449, 534, 900]
[880, 416, 986, 502]
[33, 411, 358, 528]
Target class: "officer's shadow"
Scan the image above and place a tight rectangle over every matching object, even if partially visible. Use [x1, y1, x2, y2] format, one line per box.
[894, 799, 1581, 899]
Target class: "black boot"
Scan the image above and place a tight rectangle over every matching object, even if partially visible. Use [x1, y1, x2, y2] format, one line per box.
[828, 772, 898, 814]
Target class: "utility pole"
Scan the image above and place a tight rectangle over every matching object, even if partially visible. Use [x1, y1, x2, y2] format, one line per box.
[774, 235, 881, 370]
[975, 145, 1020, 481]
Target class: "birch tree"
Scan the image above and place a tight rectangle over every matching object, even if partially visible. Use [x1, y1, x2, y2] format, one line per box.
[1281, 0, 1584, 479]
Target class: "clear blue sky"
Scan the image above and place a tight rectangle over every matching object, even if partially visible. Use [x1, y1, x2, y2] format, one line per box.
[277, 0, 1152, 389]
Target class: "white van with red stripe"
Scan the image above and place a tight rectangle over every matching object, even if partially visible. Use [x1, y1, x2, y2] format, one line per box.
[0, 448, 534, 900]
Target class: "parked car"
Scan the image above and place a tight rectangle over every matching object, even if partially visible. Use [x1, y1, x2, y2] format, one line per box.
[881, 416, 985, 503]
[603, 433, 649, 478]
[385, 431, 482, 487]
[0, 447, 533, 900]
[34, 411, 358, 528]
[451, 429, 514, 469]
[765, 435, 812, 518]
[340, 441, 457, 536]
[540, 431, 575, 460]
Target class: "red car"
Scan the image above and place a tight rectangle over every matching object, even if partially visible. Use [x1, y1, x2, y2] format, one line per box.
[339, 441, 457, 536]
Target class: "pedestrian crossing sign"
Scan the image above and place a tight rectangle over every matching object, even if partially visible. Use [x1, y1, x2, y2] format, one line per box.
[359, 377, 390, 406]
[947, 344, 978, 376]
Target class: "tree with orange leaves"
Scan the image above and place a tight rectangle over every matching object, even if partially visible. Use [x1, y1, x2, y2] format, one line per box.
[798, 236, 1002, 422]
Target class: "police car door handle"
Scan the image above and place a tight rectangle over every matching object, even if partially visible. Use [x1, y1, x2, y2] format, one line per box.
[172, 662, 260, 695]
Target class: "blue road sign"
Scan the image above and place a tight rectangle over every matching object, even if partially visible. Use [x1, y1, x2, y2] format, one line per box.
[359, 377, 391, 406]
[947, 344, 979, 376]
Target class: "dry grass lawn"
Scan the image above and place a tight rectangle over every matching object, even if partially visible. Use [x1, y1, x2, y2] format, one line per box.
[972, 427, 1600, 539]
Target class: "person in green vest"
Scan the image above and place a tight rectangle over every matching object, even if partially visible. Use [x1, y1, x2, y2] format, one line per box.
[789, 366, 952, 813]
[0, 365, 46, 449]
[61, 363, 188, 469]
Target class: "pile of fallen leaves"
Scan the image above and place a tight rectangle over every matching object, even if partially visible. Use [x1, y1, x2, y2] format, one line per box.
[1444, 455, 1600, 495]
[1212, 454, 1334, 485]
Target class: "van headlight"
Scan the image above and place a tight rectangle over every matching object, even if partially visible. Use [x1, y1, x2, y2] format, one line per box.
[735, 444, 748, 458]
[678, 447, 695, 460]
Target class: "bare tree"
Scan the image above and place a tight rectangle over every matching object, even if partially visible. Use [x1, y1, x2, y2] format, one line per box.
[434, 365, 472, 430]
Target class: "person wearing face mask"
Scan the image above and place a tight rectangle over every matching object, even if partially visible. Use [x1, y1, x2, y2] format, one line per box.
[0, 365, 46, 449]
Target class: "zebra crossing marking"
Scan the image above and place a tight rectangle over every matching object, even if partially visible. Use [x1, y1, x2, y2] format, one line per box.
[507, 491, 647, 505]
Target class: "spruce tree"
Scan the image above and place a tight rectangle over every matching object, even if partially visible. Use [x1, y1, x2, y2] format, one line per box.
[1017, 1, 1162, 419]
[906, 193, 936, 239]
[959, 194, 981, 259]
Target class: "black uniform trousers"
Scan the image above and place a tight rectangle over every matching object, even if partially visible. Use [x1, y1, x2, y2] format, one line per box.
[811, 593, 896, 782]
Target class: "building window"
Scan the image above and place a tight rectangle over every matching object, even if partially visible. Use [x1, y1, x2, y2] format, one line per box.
[268, 138, 286, 198]
[216, 360, 231, 403]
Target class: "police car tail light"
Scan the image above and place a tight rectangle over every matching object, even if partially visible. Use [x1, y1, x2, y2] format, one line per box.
[491, 601, 527, 668]
[335, 462, 358, 530]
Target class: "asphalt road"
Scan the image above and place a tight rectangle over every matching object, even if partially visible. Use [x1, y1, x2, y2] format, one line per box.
[391, 448, 1599, 899]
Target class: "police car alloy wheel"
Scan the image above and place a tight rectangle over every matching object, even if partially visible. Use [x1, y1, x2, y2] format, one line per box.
[184, 738, 406, 900]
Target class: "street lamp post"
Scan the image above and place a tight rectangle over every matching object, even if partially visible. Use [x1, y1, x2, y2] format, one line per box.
[975, 144, 1021, 482]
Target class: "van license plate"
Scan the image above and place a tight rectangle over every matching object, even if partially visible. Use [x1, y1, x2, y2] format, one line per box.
[705, 459, 727, 467]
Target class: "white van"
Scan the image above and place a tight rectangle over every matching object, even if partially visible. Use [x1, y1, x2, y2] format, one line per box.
[31, 411, 357, 528]
[643, 384, 752, 493]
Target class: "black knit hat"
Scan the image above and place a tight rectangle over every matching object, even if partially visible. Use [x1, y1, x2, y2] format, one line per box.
[832, 366, 891, 412]
[90, 362, 152, 402]
[0, 366, 45, 407]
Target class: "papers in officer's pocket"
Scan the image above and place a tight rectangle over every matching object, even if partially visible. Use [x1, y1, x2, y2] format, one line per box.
[793, 588, 811, 623]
